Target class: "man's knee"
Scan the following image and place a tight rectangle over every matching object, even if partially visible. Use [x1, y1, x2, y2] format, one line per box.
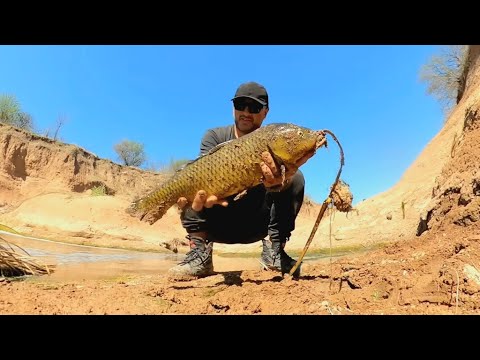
[287, 170, 305, 217]
[266, 170, 305, 199]
[289, 170, 305, 194]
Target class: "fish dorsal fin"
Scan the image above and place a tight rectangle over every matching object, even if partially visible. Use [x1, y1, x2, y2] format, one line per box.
[204, 139, 235, 156]
[181, 139, 236, 168]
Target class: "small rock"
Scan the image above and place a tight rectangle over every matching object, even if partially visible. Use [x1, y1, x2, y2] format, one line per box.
[464, 264, 480, 286]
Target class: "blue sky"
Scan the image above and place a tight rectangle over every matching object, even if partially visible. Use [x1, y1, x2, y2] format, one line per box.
[0, 45, 443, 205]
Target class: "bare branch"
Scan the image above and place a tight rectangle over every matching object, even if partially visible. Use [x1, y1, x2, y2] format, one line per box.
[419, 45, 469, 117]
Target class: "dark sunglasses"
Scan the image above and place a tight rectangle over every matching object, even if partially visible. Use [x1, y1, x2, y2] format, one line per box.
[233, 99, 265, 114]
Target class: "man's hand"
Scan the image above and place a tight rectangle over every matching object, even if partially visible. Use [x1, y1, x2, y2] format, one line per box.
[177, 190, 229, 212]
[260, 151, 313, 188]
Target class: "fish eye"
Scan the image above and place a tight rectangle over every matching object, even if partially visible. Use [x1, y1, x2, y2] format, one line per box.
[297, 130, 303, 136]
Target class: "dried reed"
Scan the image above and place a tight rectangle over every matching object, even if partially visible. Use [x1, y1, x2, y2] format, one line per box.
[0, 236, 55, 277]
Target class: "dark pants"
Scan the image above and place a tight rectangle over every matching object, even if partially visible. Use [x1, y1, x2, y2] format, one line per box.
[180, 171, 305, 244]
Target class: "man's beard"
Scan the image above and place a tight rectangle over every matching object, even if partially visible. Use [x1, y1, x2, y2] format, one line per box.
[235, 118, 260, 134]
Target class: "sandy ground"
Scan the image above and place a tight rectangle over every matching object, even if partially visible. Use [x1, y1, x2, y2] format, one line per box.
[1, 221, 480, 315]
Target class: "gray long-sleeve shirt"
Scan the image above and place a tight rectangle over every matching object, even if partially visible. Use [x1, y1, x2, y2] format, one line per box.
[198, 124, 236, 156]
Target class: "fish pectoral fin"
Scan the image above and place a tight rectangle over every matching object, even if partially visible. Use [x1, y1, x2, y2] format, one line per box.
[265, 144, 286, 171]
[233, 190, 248, 201]
[265, 145, 290, 186]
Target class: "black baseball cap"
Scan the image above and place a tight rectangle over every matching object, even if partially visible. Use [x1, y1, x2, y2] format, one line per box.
[232, 82, 268, 106]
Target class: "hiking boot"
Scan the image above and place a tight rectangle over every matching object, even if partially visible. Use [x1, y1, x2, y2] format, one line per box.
[167, 234, 214, 281]
[260, 238, 301, 278]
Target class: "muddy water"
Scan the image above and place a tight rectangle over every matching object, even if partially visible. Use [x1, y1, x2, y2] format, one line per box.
[1, 231, 183, 282]
[1, 230, 355, 282]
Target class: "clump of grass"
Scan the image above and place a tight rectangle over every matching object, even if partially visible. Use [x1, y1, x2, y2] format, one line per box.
[91, 184, 107, 196]
[0, 236, 55, 277]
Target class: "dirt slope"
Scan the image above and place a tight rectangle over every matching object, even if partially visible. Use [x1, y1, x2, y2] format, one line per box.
[1, 46, 480, 314]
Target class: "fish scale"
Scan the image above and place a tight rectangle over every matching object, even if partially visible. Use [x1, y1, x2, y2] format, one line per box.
[127, 123, 323, 224]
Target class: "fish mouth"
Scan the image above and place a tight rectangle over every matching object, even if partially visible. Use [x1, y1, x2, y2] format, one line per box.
[315, 131, 327, 150]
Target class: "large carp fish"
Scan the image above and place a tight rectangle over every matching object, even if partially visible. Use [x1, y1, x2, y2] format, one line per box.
[127, 123, 326, 224]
